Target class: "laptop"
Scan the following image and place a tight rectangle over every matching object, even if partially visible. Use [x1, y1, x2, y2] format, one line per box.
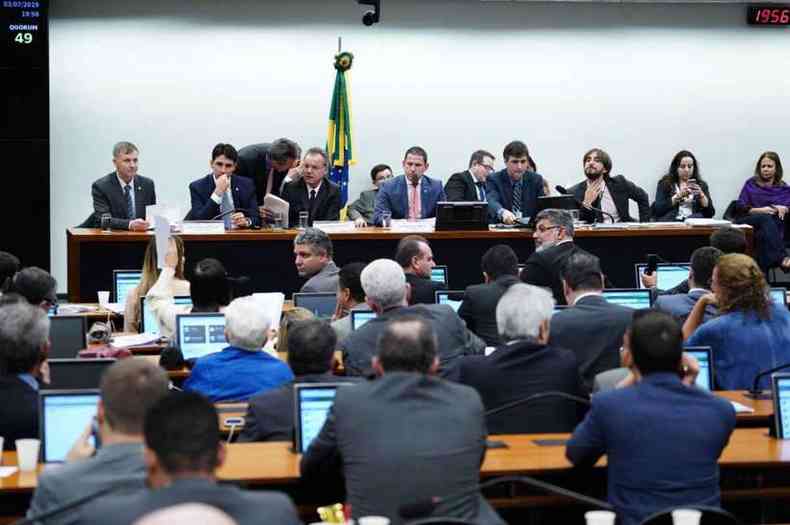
[683, 346, 715, 391]
[635, 263, 690, 291]
[435, 290, 464, 312]
[112, 270, 143, 304]
[770, 288, 788, 307]
[350, 310, 376, 331]
[39, 389, 100, 463]
[140, 295, 192, 334]
[292, 292, 336, 319]
[430, 266, 448, 286]
[43, 358, 116, 390]
[601, 289, 653, 309]
[772, 373, 790, 439]
[49, 316, 87, 358]
[293, 383, 345, 454]
[175, 313, 227, 360]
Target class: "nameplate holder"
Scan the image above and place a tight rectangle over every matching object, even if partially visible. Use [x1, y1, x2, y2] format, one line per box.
[181, 221, 227, 234]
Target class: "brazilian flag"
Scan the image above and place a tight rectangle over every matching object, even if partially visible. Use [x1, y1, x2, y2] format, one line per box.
[327, 51, 355, 205]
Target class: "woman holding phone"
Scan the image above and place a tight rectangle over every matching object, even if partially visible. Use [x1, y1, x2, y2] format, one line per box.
[652, 150, 715, 221]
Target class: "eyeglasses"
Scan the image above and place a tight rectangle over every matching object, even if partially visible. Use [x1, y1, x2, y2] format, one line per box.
[535, 225, 560, 233]
[478, 164, 495, 172]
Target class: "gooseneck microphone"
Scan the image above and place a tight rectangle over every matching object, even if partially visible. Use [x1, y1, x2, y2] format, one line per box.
[744, 362, 790, 399]
[485, 391, 591, 417]
[211, 208, 243, 221]
[555, 185, 616, 224]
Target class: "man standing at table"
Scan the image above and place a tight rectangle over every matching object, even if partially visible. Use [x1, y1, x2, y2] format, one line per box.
[234, 138, 301, 204]
[445, 150, 496, 202]
[373, 146, 446, 225]
[487, 141, 545, 224]
[91, 141, 156, 231]
[280, 148, 341, 227]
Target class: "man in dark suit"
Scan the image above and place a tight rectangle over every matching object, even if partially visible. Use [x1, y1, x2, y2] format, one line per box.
[91, 141, 156, 231]
[234, 138, 301, 204]
[520, 208, 595, 305]
[395, 235, 446, 305]
[187, 143, 259, 228]
[83, 392, 301, 525]
[372, 146, 446, 225]
[454, 283, 584, 434]
[444, 150, 495, 202]
[280, 147, 341, 227]
[0, 301, 49, 449]
[568, 148, 649, 223]
[347, 164, 392, 227]
[458, 244, 520, 346]
[654, 246, 722, 322]
[302, 317, 504, 525]
[549, 251, 634, 392]
[487, 140, 545, 224]
[8, 266, 57, 310]
[340, 259, 484, 377]
[239, 319, 360, 442]
[566, 311, 735, 525]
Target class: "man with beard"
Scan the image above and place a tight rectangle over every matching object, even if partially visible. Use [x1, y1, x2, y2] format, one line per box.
[569, 148, 649, 223]
[520, 209, 595, 305]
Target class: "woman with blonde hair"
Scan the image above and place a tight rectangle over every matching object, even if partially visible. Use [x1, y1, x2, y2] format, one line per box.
[684, 253, 790, 390]
[123, 236, 189, 332]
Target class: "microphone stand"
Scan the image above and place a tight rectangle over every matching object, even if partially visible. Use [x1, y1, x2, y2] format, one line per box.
[553, 186, 616, 225]
[744, 362, 790, 399]
[485, 391, 591, 417]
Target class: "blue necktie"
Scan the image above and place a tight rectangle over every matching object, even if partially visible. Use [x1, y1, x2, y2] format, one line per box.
[124, 185, 134, 219]
[476, 182, 486, 202]
[220, 190, 233, 230]
[512, 181, 522, 215]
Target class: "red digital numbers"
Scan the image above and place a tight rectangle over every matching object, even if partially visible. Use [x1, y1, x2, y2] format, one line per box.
[755, 7, 790, 24]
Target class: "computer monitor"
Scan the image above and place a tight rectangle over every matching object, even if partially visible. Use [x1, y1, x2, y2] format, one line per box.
[293, 383, 344, 454]
[435, 290, 464, 312]
[431, 266, 448, 286]
[772, 373, 790, 439]
[49, 316, 87, 358]
[44, 358, 116, 390]
[175, 313, 227, 360]
[140, 295, 192, 334]
[292, 292, 336, 319]
[634, 263, 690, 291]
[39, 390, 100, 463]
[112, 270, 143, 304]
[683, 346, 715, 391]
[770, 288, 788, 307]
[350, 310, 376, 331]
[601, 289, 653, 309]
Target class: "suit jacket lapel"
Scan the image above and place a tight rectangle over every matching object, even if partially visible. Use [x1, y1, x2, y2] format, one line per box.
[420, 176, 431, 218]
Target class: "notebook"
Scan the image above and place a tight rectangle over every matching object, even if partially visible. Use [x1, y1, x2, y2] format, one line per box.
[683, 346, 714, 391]
[772, 373, 790, 439]
[350, 310, 376, 331]
[43, 358, 116, 390]
[770, 288, 788, 307]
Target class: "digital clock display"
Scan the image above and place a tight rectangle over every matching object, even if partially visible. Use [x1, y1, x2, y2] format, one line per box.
[747, 4, 790, 26]
[1, 0, 47, 67]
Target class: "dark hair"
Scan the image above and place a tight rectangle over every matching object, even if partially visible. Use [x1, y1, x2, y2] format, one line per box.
[503, 141, 529, 162]
[468, 150, 494, 169]
[189, 258, 231, 312]
[370, 164, 392, 182]
[270, 138, 300, 163]
[338, 262, 366, 303]
[0, 302, 49, 374]
[144, 392, 220, 475]
[754, 151, 784, 186]
[10, 267, 57, 306]
[690, 246, 723, 290]
[211, 143, 238, 163]
[629, 310, 683, 375]
[286, 319, 336, 375]
[583, 148, 612, 175]
[294, 228, 334, 259]
[395, 235, 429, 268]
[404, 146, 428, 164]
[560, 252, 604, 291]
[0, 252, 20, 292]
[101, 359, 169, 435]
[660, 150, 703, 189]
[481, 245, 518, 280]
[709, 226, 747, 255]
[527, 155, 537, 172]
[376, 316, 437, 373]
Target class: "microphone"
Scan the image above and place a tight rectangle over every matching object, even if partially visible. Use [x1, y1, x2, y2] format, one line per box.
[399, 475, 613, 520]
[744, 362, 790, 399]
[484, 391, 591, 417]
[211, 208, 243, 221]
[555, 185, 616, 224]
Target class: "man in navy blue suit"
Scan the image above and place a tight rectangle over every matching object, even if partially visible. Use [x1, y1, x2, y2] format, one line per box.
[566, 310, 735, 525]
[486, 141, 546, 224]
[187, 143, 259, 228]
[373, 146, 446, 226]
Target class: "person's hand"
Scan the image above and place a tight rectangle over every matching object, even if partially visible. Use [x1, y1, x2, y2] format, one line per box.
[164, 240, 179, 269]
[699, 292, 718, 307]
[354, 217, 367, 228]
[680, 353, 701, 387]
[752, 206, 777, 215]
[775, 205, 788, 220]
[286, 162, 303, 182]
[65, 422, 96, 463]
[640, 271, 657, 288]
[615, 371, 637, 389]
[128, 219, 150, 231]
[501, 210, 516, 225]
[213, 174, 230, 197]
[230, 212, 249, 228]
[259, 206, 274, 222]
[583, 179, 603, 207]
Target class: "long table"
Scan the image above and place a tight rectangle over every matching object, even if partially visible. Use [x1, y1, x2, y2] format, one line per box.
[66, 225, 752, 302]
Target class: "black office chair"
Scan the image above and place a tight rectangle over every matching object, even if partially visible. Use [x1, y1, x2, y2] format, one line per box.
[638, 506, 740, 525]
[405, 518, 479, 525]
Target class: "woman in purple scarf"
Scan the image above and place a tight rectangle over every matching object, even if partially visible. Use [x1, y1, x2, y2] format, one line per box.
[736, 151, 790, 272]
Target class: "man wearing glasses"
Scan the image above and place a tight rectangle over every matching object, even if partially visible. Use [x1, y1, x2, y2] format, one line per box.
[444, 150, 496, 202]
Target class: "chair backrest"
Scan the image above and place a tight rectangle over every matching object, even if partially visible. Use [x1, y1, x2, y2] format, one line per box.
[638, 506, 740, 525]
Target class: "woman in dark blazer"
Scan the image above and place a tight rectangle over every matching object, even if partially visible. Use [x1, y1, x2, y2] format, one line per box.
[652, 150, 715, 221]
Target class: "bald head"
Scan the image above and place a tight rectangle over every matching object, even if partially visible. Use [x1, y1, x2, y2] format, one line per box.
[375, 316, 438, 374]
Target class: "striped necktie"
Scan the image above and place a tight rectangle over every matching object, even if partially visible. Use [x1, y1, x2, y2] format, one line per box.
[124, 185, 134, 219]
[512, 181, 522, 215]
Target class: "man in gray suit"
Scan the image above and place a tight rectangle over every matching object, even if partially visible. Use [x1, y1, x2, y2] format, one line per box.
[90, 141, 156, 231]
[82, 392, 300, 525]
[340, 259, 485, 377]
[654, 246, 721, 323]
[347, 164, 392, 226]
[294, 227, 340, 293]
[27, 359, 170, 525]
[302, 317, 504, 525]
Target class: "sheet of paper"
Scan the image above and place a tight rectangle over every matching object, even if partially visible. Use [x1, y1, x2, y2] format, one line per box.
[313, 221, 356, 234]
[685, 218, 732, 227]
[100, 302, 125, 315]
[263, 194, 290, 228]
[181, 221, 226, 234]
[111, 333, 161, 348]
[730, 400, 755, 413]
[0, 467, 18, 478]
[390, 218, 436, 233]
[146, 204, 183, 226]
[252, 293, 286, 325]
[154, 216, 171, 270]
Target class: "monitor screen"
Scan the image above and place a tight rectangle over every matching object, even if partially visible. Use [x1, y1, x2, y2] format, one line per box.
[49, 317, 86, 359]
[770, 288, 787, 307]
[602, 289, 652, 309]
[292, 293, 336, 319]
[44, 359, 115, 390]
[683, 347, 714, 391]
[40, 391, 100, 463]
[295, 384, 340, 454]
[176, 313, 227, 360]
[773, 374, 790, 439]
[140, 295, 192, 334]
[113, 270, 143, 304]
[350, 310, 376, 331]
[431, 266, 448, 285]
[635, 263, 690, 291]
[435, 291, 464, 312]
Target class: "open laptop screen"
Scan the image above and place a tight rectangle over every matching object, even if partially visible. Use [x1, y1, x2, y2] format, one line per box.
[49, 316, 87, 359]
[350, 310, 376, 331]
[294, 384, 342, 454]
[431, 266, 448, 285]
[176, 313, 227, 360]
[44, 359, 116, 390]
[770, 288, 787, 307]
[683, 346, 714, 391]
[772, 373, 790, 439]
[140, 295, 192, 334]
[113, 270, 143, 304]
[40, 390, 100, 462]
[435, 290, 464, 312]
[635, 263, 690, 291]
[292, 292, 336, 319]
[601, 289, 653, 309]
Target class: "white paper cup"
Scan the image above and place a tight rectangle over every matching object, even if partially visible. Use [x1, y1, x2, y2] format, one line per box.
[672, 509, 702, 525]
[0, 437, 4, 463]
[15, 439, 40, 471]
[358, 517, 390, 525]
[585, 510, 617, 525]
[97, 291, 110, 306]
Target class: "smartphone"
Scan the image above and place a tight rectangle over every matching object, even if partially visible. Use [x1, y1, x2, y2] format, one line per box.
[645, 254, 659, 276]
[91, 417, 102, 450]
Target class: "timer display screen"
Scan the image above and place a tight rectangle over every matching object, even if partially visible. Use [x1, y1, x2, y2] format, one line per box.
[1, 0, 47, 67]
[747, 5, 790, 26]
